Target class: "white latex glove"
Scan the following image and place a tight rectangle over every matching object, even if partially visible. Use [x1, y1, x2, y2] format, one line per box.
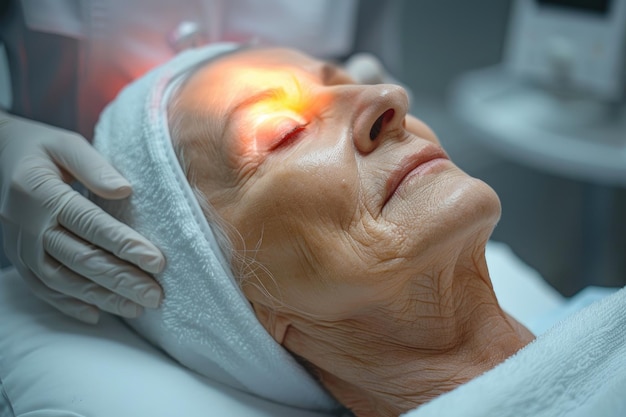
[0, 112, 165, 324]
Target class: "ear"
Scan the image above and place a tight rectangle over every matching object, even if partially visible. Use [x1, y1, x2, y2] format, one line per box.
[251, 302, 292, 345]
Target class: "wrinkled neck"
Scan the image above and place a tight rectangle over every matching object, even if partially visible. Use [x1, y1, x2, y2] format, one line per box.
[320, 314, 530, 416]
[282, 251, 534, 417]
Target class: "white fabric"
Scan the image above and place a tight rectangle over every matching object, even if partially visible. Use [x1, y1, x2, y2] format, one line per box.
[486, 241, 565, 334]
[0, 242, 593, 415]
[0, 267, 334, 417]
[91, 43, 336, 412]
[402, 284, 626, 417]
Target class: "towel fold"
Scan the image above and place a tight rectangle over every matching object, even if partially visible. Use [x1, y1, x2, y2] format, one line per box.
[402, 286, 626, 417]
[92, 43, 336, 412]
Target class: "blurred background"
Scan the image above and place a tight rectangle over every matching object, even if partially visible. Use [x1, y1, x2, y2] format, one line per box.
[1, 0, 624, 296]
[395, 0, 626, 296]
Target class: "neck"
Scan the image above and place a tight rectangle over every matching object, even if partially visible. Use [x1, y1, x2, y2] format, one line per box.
[283, 246, 534, 417]
[312, 311, 531, 416]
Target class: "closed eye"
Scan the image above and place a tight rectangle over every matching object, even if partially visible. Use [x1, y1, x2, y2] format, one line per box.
[270, 124, 307, 151]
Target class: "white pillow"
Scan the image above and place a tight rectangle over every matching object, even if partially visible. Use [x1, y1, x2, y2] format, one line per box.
[486, 241, 565, 333]
[0, 267, 333, 417]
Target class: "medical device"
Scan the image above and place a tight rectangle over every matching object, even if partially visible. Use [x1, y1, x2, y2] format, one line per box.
[505, 0, 626, 101]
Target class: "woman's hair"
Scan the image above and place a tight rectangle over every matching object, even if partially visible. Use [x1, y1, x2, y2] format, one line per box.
[166, 78, 239, 275]
[165, 64, 295, 310]
[167, 82, 270, 290]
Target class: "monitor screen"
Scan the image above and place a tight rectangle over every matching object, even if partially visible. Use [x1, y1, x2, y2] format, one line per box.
[536, 0, 612, 15]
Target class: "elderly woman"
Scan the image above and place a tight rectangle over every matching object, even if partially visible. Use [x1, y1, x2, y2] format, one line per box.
[167, 45, 533, 414]
[87, 43, 626, 417]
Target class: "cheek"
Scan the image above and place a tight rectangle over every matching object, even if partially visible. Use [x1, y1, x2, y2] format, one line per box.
[269, 137, 361, 221]
[227, 155, 361, 271]
[384, 171, 501, 254]
[244, 153, 426, 315]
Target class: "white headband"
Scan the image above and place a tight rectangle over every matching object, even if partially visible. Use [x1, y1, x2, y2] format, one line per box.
[92, 43, 337, 412]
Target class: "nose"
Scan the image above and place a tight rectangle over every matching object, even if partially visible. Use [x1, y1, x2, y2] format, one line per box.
[350, 84, 409, 154]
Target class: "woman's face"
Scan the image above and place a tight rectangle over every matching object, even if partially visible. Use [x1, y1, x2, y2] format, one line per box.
[176, 47, 501, 320]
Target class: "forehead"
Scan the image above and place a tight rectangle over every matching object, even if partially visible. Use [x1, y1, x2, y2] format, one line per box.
[180, 48, 322, 105]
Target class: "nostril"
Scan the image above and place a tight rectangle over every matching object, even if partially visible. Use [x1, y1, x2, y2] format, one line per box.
[369, 109, 395, 141]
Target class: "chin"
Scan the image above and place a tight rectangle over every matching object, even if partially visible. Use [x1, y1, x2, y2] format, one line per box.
[386, 169, 501, 252]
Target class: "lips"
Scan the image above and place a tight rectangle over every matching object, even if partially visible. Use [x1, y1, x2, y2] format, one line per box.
[383, 145, 450, 205]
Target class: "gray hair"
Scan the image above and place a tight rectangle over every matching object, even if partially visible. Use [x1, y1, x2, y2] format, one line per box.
[167, 86, 272, 290]
[166, 70, 285, 305]
[167, 85, 238, 276]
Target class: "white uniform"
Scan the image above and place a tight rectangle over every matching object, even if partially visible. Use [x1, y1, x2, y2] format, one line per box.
[1, 0, 360, 137]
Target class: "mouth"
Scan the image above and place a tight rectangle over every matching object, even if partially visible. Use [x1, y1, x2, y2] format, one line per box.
[383, 144, 450, 206]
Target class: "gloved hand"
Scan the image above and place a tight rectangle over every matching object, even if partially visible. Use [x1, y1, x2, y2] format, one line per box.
[0, 112, 165, 324]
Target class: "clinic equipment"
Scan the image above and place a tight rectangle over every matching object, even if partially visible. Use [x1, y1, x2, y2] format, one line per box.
[450, 0, 626, 185]
[506, 0, 626, 101]
[450, 0, 626, 288]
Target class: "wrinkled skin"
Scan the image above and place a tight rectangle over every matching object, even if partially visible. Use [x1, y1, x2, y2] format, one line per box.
[172, 47, 534, 416]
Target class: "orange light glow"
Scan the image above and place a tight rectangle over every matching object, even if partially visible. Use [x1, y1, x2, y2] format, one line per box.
[252, 73, 309, 110]
[196, 62, 330, 152]
[221, 67, 331, 151]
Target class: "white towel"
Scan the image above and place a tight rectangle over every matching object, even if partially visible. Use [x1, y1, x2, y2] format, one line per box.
[92, 43, 337, 412]
[402, 286, 626, 417]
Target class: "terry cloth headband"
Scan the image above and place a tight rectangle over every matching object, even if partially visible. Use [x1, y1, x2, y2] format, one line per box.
[92, 42, 337, 412]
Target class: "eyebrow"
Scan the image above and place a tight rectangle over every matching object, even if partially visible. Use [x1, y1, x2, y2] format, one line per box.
[230, 87, 287, 116]
[225, 62, 341, 126]
[223, 87, 286, 133]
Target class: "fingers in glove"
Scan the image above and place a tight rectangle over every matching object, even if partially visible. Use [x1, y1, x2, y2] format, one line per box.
[16, 266, 101, 324]
[36, 253, 145, 318]
[44, 227, 162, 309]
[46, 133, 132, 199]
[57, 192, 165, 274]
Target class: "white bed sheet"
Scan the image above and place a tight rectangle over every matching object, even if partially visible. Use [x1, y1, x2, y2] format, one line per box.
[0, 267, 334, 417]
